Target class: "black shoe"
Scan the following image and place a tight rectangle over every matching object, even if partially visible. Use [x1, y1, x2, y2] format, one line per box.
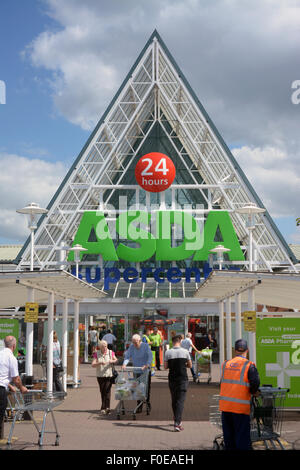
[147, 402, 151, 411]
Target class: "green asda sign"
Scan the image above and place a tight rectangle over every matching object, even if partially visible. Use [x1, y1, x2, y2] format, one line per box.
[256, 317, 300, 408]
[68, 210, 245, 262]
[0, 319, 19, 356]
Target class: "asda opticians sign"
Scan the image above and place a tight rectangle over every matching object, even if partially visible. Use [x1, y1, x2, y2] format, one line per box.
[68, 210, 244, 289]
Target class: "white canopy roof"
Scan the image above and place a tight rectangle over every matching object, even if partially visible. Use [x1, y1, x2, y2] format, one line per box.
[194, 270, 300, 310]
[0, 270, 106, 308]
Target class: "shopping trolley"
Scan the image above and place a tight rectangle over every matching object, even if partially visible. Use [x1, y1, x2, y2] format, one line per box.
[209, 394, 225, 450]
[6, 390, 66, 449]
[210, 386, 289, 450]
[195, 348, 213, 384]
[115, 367, 150, 420]
[251, 386, 289, 450]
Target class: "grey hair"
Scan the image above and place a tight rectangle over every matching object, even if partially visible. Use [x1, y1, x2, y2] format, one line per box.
[99, 340, 108, 349]
[4, 336, 16, 349]
[132, 334, 141, 342]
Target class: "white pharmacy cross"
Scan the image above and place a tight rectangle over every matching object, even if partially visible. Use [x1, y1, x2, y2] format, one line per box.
[266, 352, 300, 388]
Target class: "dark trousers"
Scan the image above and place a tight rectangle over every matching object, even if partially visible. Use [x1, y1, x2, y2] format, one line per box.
[169, 380, 188, 426]
[0, 386, 7, 439]
[221, 411, 252, 450]
[97, 377, 113, 410]
[53, 367, 63, 392]
[151, 347, 160, 370]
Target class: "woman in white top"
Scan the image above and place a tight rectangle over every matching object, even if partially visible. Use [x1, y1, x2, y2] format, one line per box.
[53, 331, 63, 392]
[92, 340, 118, 414]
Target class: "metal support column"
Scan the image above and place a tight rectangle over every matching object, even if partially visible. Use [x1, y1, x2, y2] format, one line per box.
[84, 314, 89, 363]
[25, 287, 34, 377]
[235, 293, 242, 341]
[73, 300, 80, 388]
[62, 298, 68, 392]
[218, 301, 225, 370]
[226, 297, 232, 360]
[248, 287, 256, 363]
[47, 292, 54, 392]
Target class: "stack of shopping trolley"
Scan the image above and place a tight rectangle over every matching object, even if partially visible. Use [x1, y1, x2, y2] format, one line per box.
[209, 386, 289, 450]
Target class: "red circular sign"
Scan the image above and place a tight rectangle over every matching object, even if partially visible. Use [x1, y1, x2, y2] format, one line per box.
[135, 152, 176, 192]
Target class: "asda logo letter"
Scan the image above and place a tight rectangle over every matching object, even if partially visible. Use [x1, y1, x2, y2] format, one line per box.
[116, 211, 156, 262]
[68, 211, 118, 261]
[193, 211, 244, 261]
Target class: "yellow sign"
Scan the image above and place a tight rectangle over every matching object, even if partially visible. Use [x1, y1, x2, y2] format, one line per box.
[25, 302, 39, 323]
[243, 311, 256, 332]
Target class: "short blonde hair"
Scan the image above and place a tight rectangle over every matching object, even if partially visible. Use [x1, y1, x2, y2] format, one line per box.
[99, 340, 108, 349]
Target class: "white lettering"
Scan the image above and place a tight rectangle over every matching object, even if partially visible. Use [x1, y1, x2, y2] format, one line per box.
[291, 80, 300, 104]
[107, 455, 140, 467]
[291, 340, 300, 365]
[150, 454, 194, 464]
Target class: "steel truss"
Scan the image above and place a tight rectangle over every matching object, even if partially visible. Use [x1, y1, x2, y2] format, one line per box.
[17, 33, 296, 273]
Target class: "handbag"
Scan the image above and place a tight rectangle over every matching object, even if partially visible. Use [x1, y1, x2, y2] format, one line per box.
[109, 350, 118, 384]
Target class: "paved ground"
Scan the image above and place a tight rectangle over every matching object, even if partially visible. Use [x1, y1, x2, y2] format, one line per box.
[1, 363, 300, 451]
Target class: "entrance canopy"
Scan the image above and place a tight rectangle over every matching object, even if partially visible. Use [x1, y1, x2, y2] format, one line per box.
[194, 270, 300, 310]
[0, 270, 106, 308]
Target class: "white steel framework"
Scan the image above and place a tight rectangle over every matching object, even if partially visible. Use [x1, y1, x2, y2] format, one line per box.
[16, 31, 297, 275]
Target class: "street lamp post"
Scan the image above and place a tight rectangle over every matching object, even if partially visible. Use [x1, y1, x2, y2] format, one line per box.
[16, 202, 48, 271]
[16, 202, 48, 377]
[68, 244, 87, 278]
[235, 203, 266, 271]
[210, 245, 231, 270]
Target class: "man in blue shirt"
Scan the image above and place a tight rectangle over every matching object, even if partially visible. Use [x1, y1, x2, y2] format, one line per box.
[122, 334, 152, 413]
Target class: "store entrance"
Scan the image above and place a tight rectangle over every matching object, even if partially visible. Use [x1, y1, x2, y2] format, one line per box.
[188, 315, 219, 363]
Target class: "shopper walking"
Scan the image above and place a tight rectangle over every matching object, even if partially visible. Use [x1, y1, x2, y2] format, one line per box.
[122, 334, 152, 412]
[164, 334, 192, 432]
[102, 329, 117, 351]
[52, 331, 64, 392]
[181, 333, 200, 382]
[149, 327, 162, 370]
[219, 339, 260, 450]
[92, 340, 118, 415]
[0, 336, 28, 438]
[89, 327, 98, 355]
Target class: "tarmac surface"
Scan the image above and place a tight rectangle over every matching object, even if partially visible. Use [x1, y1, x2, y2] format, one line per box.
[1, 362, 300, 452]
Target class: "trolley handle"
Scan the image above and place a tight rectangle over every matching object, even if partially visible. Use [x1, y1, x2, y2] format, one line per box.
[121, 366, 144, 372]
[259, 386, 290, 393]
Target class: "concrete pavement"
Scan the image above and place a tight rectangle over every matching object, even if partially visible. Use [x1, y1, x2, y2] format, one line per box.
[1, 363, 299, 451]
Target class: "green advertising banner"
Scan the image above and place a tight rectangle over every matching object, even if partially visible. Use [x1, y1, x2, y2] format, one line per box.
[0, 319, 19, 356]
[256, 316, 300, 408]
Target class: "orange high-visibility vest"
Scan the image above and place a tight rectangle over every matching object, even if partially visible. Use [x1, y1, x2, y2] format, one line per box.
[219, 356, 253, 415]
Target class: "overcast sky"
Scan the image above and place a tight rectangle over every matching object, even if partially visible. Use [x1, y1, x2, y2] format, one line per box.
[0, 0, 300, 244]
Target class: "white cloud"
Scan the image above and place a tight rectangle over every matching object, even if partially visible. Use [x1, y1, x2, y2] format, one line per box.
[0, 153, 66, 241]
[20, 0, 300, 240]
[232, 145, 300, 218]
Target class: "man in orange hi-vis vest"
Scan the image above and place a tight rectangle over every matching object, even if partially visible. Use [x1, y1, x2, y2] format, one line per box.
[219, 339, 260, 450]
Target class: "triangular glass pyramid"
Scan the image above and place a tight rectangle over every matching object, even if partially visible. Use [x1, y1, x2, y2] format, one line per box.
[16, 30, 297, 274]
